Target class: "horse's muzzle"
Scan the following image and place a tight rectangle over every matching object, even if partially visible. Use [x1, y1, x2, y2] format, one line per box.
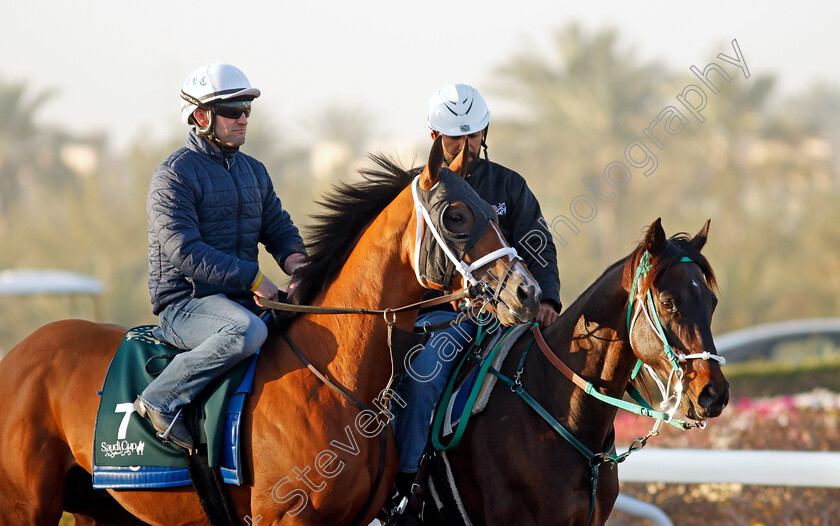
[684, 378, 730, 420]
[492, 261, 541, 326]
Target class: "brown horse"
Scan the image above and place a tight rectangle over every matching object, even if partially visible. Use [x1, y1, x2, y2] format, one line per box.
[0, 138, 541, 525]
[429, 218, 730, 526]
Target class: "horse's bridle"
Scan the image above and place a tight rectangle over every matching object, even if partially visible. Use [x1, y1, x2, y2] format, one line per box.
[626, 250, 726, 431]
[443, 252, 725, 526]
[253, 172, 529, 526]
[484, 251, 727, 453]
[410, 173, 521, 291]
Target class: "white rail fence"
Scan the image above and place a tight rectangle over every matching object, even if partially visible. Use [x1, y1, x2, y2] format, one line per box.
[609, 449, 840, 525]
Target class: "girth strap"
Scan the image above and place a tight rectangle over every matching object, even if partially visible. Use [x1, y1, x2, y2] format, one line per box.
[186, 449, 240, 526]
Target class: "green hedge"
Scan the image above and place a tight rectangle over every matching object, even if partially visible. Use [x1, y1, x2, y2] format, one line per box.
[725, 357, 840, 398]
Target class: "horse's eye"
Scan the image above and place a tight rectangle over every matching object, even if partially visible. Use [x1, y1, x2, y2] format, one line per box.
[441, 204, 473, 237]
[661, 299, 675, 311]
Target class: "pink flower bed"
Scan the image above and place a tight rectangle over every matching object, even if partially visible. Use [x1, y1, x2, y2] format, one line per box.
[608, 389, 840, 525]
[615, 388, 840, 451]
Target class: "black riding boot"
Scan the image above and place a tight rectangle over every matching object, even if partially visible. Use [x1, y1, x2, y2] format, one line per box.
[394, 471, 422, 526]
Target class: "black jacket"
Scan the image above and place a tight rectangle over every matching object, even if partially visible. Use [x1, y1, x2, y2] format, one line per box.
[462, 159, 561, 310]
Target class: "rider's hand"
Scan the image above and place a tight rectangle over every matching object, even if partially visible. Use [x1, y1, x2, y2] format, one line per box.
[252, 273, 280, 307]
[284, 253, 307, 299]
[536, 301, 560, 327]
[283, 253, 307, 275]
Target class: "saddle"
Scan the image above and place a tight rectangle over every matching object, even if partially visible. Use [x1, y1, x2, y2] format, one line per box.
[92, 325, 258, 489]
[435, 322, 531, 444]
[382, 321, 532, 525]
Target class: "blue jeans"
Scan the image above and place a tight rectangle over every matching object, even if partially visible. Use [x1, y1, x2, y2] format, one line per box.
[392, 310, 478, 473]
[140, 294, 268, 417]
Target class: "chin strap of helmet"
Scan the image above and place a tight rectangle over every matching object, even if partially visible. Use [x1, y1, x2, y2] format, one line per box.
[481, 125, 490, 161]
[196, 112, 240, 153]
[193, 109, 215, 136]
[183, 91, 240, 153]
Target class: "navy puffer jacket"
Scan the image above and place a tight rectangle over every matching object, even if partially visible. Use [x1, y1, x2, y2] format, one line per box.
[147, 129, 305, 315]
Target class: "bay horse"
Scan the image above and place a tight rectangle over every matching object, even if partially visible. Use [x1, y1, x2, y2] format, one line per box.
[0, 137, 541, 525]
[429, 218, 730, 526]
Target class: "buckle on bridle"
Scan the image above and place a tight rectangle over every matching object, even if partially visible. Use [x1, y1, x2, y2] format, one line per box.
[468, 281, 489, 298]
[511, 370, 523, 392]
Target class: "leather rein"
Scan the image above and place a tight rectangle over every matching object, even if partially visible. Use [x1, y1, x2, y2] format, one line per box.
[258, 288, 469, 322]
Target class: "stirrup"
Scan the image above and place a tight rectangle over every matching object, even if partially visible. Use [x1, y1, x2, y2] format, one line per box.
[158, 407, 184, 442]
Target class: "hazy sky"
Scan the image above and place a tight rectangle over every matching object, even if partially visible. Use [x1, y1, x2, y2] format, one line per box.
[3, 1, 837, 152]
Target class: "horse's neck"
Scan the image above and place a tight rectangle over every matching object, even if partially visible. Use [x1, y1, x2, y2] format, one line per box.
[537, 266, 634, 442]
[291, 191, 423, 402]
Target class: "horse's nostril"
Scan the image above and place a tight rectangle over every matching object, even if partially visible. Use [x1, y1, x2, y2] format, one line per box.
[699, 384, 716, 405]
[699, 383, 730, 416]
[517, 283, 538, 308]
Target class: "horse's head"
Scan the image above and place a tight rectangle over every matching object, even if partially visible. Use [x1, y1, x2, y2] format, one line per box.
[411, 136, 541, 326]
[623, 218, 729, 422]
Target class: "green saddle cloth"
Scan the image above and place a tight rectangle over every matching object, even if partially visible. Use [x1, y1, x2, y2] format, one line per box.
[93, 325, 250, 469]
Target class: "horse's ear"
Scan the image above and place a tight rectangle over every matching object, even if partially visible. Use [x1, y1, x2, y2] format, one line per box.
[644, 218, 667, 255]
[690, 219, 711, 251]
[448, 137, 470, 178]
[419, 135, 445, 191]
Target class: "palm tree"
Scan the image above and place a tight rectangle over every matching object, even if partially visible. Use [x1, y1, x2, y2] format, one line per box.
[488, 23, 669, 296]
[309, 103, 376, 158]
[0, 77, 76, 230]
[304, 103, 381, 201]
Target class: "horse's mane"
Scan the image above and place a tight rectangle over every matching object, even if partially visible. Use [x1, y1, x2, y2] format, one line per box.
[292, 155, 417, 305]
[621, 233, 718, 295]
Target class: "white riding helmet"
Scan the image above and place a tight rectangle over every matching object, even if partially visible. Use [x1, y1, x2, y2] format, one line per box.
[179, 63, 261, 125]
[427, 84, 490, 137]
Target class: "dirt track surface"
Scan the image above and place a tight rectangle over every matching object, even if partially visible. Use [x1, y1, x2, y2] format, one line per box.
[607, 389, 840, 526]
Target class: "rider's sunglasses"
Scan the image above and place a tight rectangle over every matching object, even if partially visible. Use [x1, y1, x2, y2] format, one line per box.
[212, 100, 252, 119]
